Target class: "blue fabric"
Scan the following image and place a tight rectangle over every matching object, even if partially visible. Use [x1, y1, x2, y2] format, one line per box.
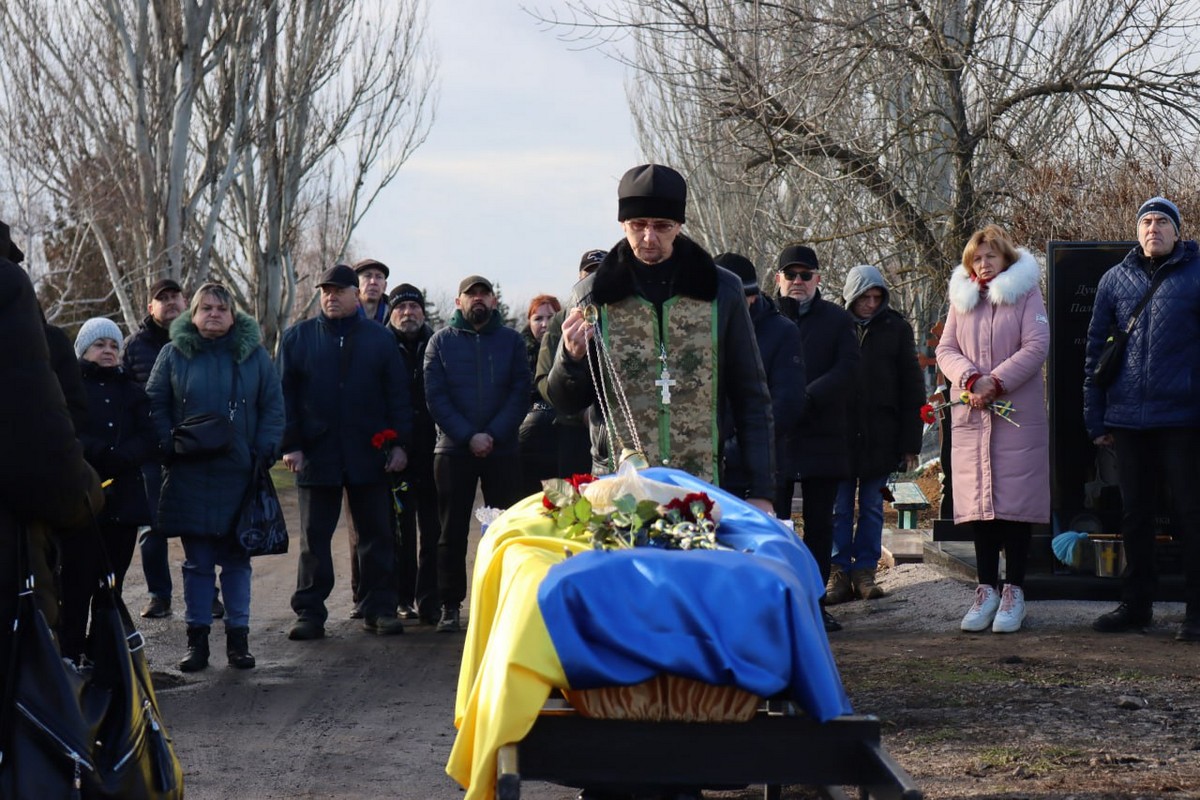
[832, 475, 887, 570]
[537, 467, 852, 722]
[181, 535, 251, 628]
[1084, 240, 1200, 438]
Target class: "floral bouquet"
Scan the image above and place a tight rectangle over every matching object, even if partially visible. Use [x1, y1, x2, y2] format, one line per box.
[920, 390, 1020, 428]
[540, 461, 722, 551]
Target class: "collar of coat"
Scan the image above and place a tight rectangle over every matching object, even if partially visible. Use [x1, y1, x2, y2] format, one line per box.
[947, 248, 1040, 314]
[448, 308, 505, 333]
[589, 235, 719, 306]
[168, 311, 262, 363]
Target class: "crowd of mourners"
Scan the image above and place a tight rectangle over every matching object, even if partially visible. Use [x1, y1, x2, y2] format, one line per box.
[1, 173, 1197, 728]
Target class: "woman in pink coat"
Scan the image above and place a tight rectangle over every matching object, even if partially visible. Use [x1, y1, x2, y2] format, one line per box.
[936, 224, 1050, 634]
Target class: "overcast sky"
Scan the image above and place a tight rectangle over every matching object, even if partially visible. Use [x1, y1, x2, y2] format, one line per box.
[354, 2, 642, 316]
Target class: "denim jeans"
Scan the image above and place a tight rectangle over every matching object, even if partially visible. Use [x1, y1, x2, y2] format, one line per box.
[139, 462, 172, 600]
[181, 536, 251, 628]
[831, 475, 888, 572]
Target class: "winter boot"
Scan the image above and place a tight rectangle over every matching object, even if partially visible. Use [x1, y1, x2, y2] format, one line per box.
[178, 624, 210, 672]
[850, 568, 885, 600]
[226, 626, 256, 669]
[824, 565, 853, 605]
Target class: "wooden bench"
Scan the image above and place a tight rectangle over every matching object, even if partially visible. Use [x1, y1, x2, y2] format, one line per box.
[889, 482, 929, 530]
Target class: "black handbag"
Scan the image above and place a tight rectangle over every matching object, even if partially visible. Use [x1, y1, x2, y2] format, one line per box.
[1093, 266, 1170, 389]
[0, 524, 184, 799]
[171, 411, 234, 458]
[233, 457, 289, 557]
[171, 367, 240, 458]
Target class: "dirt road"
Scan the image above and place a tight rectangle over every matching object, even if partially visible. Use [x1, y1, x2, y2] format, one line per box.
[127, 485, 1200, 799]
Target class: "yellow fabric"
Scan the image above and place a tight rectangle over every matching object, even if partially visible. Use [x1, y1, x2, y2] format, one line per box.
[446, 495, 589, 800]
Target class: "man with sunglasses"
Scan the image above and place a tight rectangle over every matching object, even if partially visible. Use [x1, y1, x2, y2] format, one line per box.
[775, 245, 860, 632]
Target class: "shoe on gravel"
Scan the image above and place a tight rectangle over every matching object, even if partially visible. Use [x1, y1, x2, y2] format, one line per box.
[1092, 602, 1152, 633]
[960, 584, 1000, 632]
[824, 565, 853, 605]
[288, 619, 325, 641]
[363, 616, 406, 635]
[437, 605, 462, 633]
[850, 568, 885, 600]
[991, 585, 1026, 633]
[141, 596, 172, 619]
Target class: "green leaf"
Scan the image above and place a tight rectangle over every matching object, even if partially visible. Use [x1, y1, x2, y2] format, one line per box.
[573, 496, 592, 520]
[543, 479, 576, 508]
[613, 494, 639, 515]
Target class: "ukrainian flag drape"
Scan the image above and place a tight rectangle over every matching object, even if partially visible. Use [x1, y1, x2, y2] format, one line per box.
[447, 468, 852, 799]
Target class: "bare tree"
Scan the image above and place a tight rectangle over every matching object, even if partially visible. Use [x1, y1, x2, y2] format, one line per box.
[0, 0, 435, 344]
[218, 0, 436, 351]
[541, 0, 1200, 329]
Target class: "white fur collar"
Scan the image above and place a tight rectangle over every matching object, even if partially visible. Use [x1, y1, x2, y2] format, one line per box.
[947, 248, 1040, 313]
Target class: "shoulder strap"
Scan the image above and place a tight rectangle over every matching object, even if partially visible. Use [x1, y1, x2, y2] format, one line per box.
[1124, 265, 1173, 334]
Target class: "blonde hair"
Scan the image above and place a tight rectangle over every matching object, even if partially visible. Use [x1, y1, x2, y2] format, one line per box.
[961, 224, 1019, 277]
[189, 283, 237, 317]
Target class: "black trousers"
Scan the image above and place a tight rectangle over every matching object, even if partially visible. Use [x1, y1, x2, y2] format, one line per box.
[292, 482, 397, 623]
[787, 476, 838, 588]
[434, 452, 522, 608]
[969, 519, 1031, 588]
[1112, 427, 1200, 609]
[58, 522, 137, 660]
[395, 467, 441, 617]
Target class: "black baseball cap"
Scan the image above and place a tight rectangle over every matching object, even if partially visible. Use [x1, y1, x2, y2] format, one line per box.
[579, 249, 607, 275]
[317, 264, 359, 289]
[149, 278, 183, 299]
[777, 245, 820, 271]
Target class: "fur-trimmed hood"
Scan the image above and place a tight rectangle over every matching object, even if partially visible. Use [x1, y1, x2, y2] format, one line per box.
[168, 311, 263, 362]
[589, 234, 719, 305]
[947, 248, 1041, 313]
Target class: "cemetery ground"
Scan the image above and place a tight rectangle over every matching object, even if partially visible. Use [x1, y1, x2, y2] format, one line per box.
[126, 474, 1200, 799]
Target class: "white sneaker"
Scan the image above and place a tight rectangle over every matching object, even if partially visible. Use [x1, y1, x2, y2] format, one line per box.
[991, 584, 1026, 633]
[960, 584, 1001, 632]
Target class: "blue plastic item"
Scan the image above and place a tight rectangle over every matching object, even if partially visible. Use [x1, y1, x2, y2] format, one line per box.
[1052, 530, 1089, 566]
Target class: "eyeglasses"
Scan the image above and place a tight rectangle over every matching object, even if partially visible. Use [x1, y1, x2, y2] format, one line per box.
[781, 269, 816, 282]
[625, 219, 679, 235]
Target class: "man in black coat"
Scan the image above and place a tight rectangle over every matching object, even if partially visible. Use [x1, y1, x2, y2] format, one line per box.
[280, 265, 412, 640]
[774, 245, 860, 632]
[424, 275, 528, 633]
[386, 283, 442, 625]
[714, 252, 806, 518]
[122, 277, 189, 619]
[0, 255, 102, 695]
[546, 165, 776, 514]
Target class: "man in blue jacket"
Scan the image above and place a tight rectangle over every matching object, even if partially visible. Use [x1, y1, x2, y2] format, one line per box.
[1084, 196, 1200, 641]
[280, 264, 412, 640]
[424, 275, 529, 633]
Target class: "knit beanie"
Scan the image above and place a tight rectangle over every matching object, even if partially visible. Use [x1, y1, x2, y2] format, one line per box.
[388, 283, 425, 309]
[74, 317, 124, 358]
[617, 164, 687, 223]
[1137, 197, 1181, 234]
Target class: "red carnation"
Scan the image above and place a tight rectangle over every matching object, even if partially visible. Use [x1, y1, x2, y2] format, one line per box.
[568, 473, 597, 491]
[542, 494, 555, 510]
[372, 428, 398, 449]
[920, 404, 937, 425]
